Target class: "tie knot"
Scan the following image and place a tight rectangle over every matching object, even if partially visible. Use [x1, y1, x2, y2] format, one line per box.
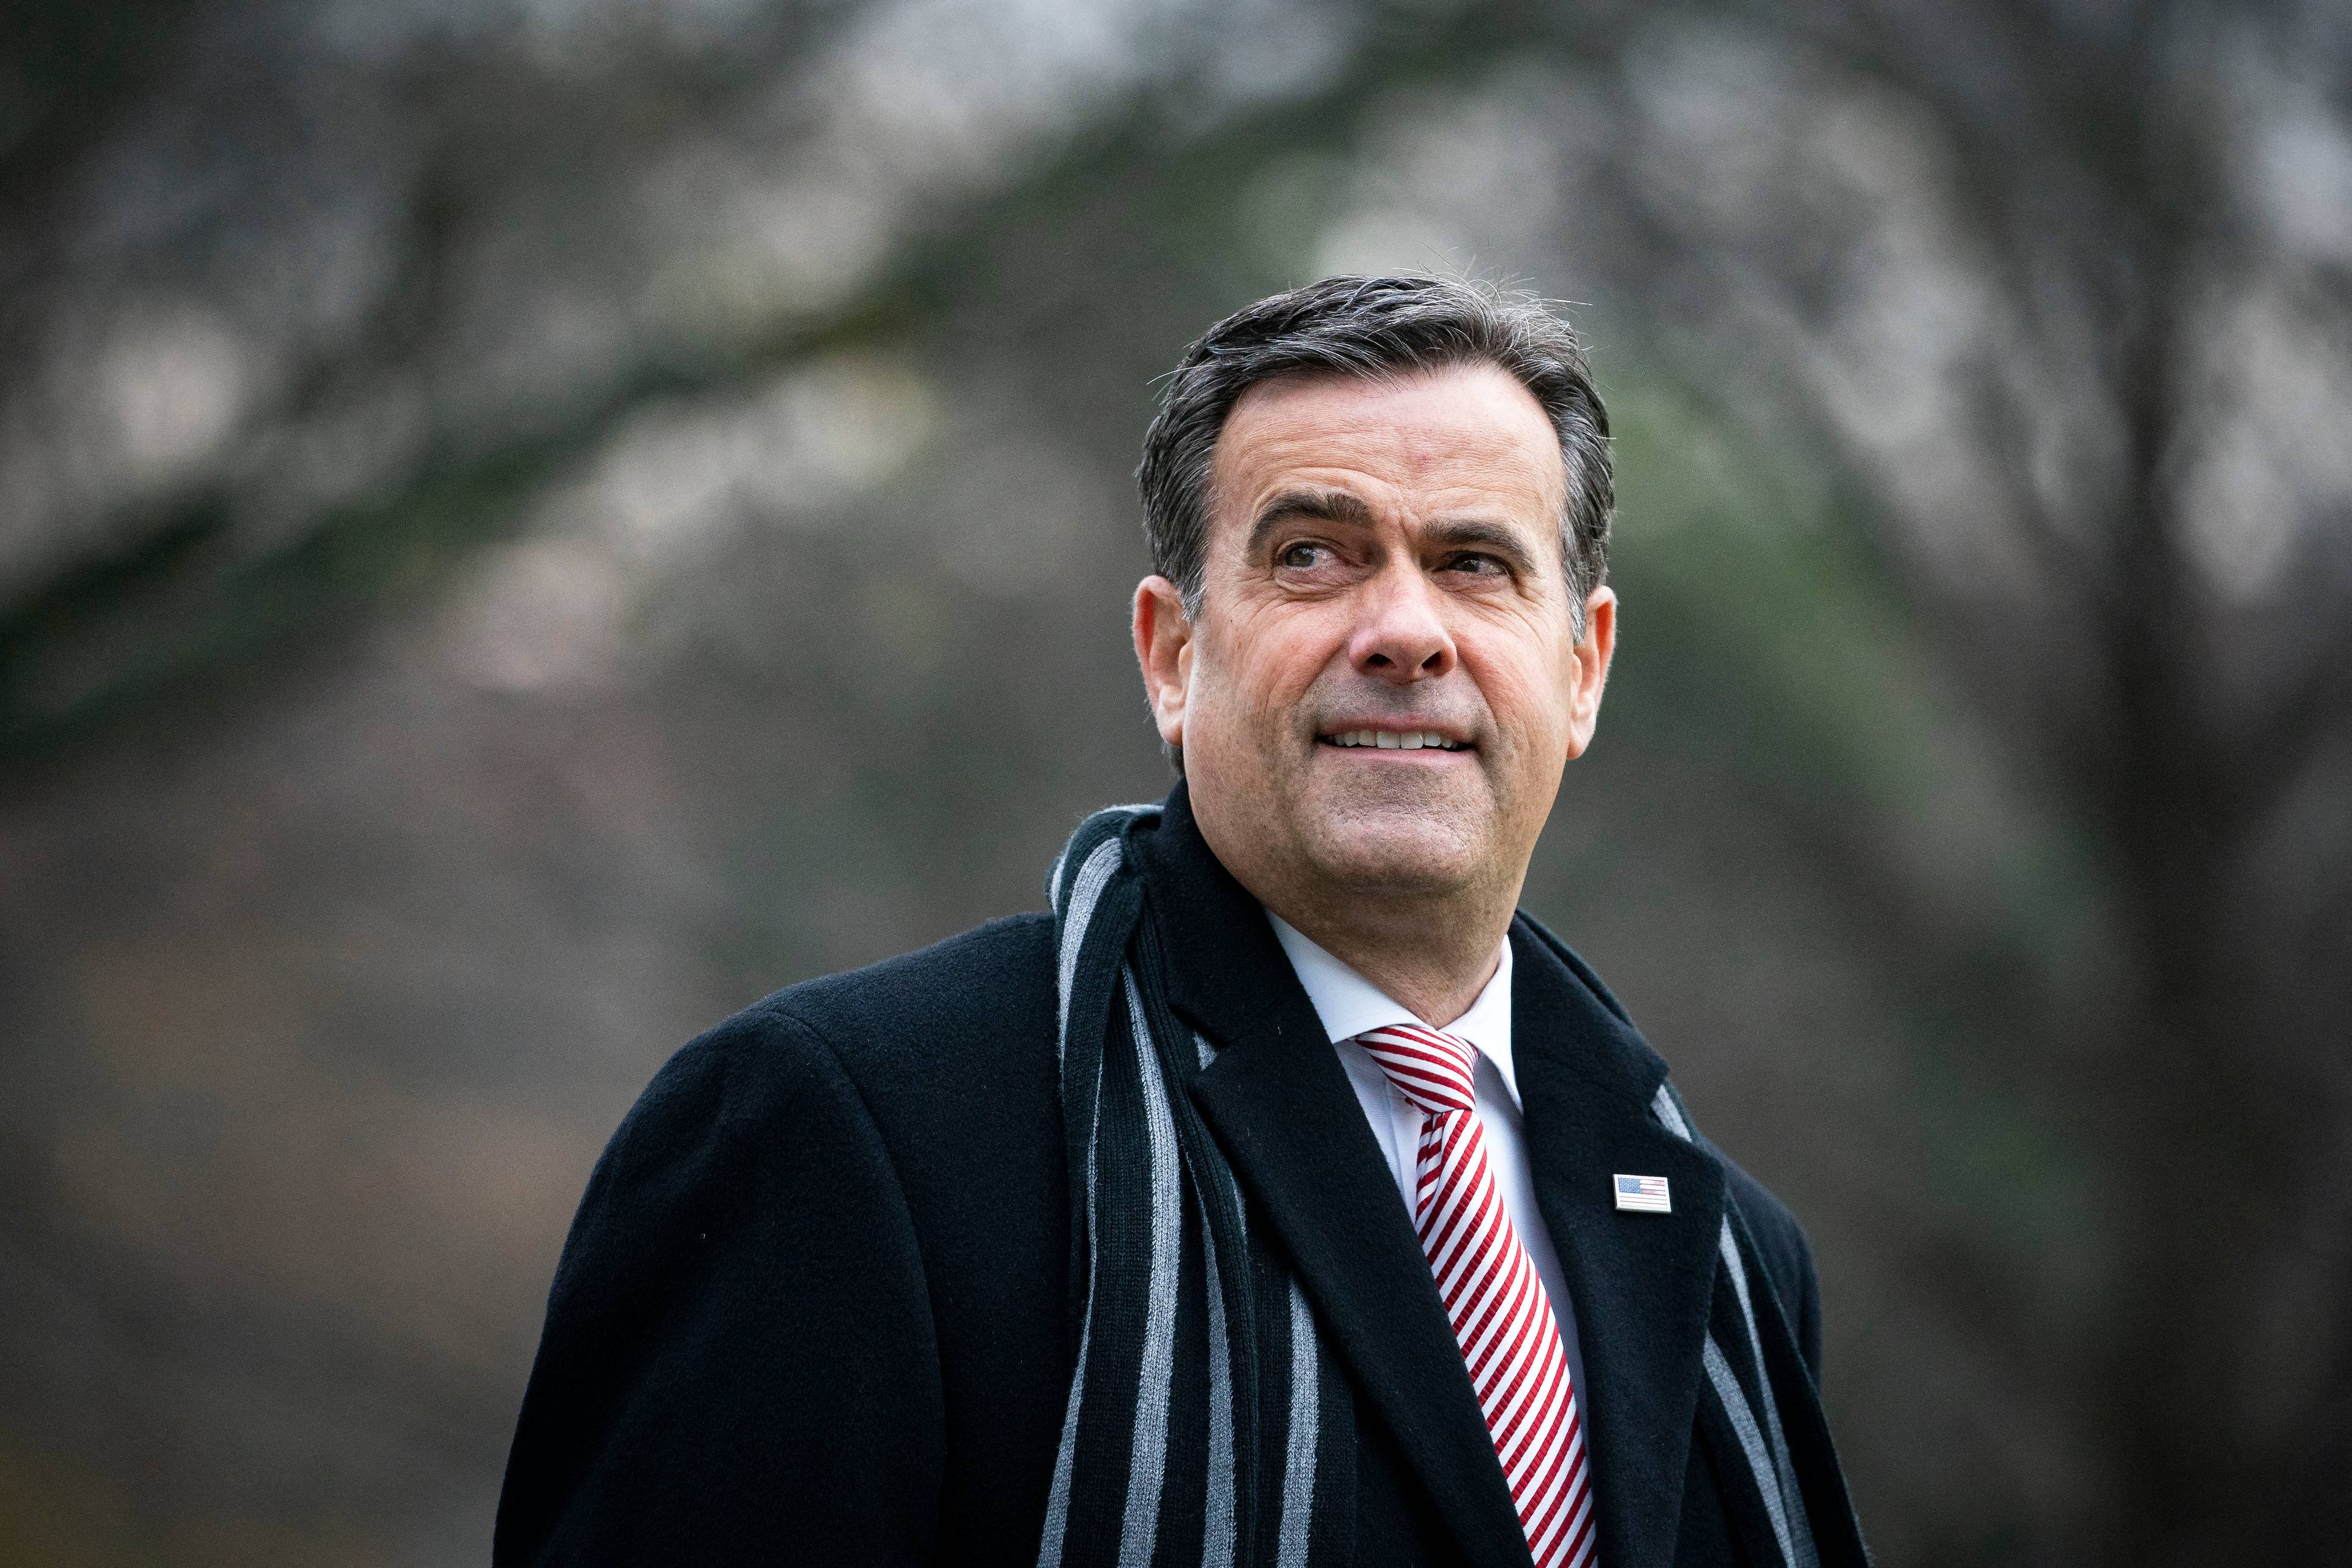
[1356, 1024, 1479, 1117]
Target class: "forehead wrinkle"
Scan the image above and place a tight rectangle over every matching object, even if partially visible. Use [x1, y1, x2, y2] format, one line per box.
[1206, 363, 1569, 563]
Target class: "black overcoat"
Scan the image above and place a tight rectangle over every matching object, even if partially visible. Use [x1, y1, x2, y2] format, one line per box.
[496, 787, 1827, 1566]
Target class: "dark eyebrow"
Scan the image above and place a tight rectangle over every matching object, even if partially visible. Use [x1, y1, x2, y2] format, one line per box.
[1425, 518, 1542, 577]
[1245, 489, 1375, 557]
[1245, 491, 1548, 579]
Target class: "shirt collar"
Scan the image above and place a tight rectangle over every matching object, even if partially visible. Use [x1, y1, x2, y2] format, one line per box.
[1265, 910, 1521, 1109]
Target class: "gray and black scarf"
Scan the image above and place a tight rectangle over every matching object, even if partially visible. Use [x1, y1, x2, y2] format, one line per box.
[1041, 803, 1868, 1568]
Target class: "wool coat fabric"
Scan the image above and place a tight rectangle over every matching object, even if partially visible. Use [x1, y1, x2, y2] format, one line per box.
[496, 786, 1836, 1567]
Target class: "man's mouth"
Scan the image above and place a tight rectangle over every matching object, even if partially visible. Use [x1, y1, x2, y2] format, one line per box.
[1317, 729, 1471, 752]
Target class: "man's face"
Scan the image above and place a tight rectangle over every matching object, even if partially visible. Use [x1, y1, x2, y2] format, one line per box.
[1134, 361, 1615, 916]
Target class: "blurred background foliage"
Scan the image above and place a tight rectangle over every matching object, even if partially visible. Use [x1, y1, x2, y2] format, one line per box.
[3, 0, 2349, 1562]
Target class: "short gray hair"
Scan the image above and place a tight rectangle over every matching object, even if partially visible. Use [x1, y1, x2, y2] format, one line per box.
[1136, 274, 1614, 630]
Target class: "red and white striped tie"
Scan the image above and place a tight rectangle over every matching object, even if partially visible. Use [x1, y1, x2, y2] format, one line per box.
[1357, 1023, 1597, 1568]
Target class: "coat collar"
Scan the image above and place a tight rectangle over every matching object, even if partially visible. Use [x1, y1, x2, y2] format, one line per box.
[1129, 784, 1724, 1568]
[1508, 916, 1725, 1568]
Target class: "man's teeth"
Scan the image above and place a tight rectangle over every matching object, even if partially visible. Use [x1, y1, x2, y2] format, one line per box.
[1325, 730, 1464, 751]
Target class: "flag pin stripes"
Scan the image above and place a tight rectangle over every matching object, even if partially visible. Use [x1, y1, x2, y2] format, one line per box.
[1614, 1174, 1672, 1213]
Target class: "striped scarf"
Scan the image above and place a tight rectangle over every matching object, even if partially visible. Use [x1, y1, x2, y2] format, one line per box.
[1041, 804, 1355, 1568]
[1043, 804, 1868, 1568]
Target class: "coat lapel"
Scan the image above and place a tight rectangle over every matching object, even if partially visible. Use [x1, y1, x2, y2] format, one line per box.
[1509, 918, 1725, 1568]
[1131, 788, 1535, 1568]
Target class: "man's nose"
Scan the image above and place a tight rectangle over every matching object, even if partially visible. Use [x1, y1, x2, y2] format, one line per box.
[1346, 565, 1457, 684]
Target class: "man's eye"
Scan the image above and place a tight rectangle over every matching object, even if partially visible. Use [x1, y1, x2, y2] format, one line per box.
[1278, 543, 1332, 570]
[1446, 553, 1507, 576]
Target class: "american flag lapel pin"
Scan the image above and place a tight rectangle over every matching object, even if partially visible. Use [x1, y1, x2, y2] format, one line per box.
[1614, 1174, 1672, 1213]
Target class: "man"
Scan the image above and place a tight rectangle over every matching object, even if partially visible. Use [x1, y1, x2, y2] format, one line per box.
[496, 276, 1866, 1567]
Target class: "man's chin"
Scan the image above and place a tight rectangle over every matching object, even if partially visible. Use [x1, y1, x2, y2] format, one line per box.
[1298, 809, 1488, 897]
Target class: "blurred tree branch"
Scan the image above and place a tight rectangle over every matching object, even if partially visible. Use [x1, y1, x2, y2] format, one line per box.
[2, 1, 2346, 1562]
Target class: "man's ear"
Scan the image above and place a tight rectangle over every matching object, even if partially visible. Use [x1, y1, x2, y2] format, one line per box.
[1562, 586, 1616, 760]
[1133, 575, 1193, 749]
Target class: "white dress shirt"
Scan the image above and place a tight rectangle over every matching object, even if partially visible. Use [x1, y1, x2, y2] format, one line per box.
[1265, 913, 1591, 1415]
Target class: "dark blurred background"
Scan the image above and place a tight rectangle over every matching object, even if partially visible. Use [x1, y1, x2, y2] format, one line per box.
[3, 0, 2348, 1562]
